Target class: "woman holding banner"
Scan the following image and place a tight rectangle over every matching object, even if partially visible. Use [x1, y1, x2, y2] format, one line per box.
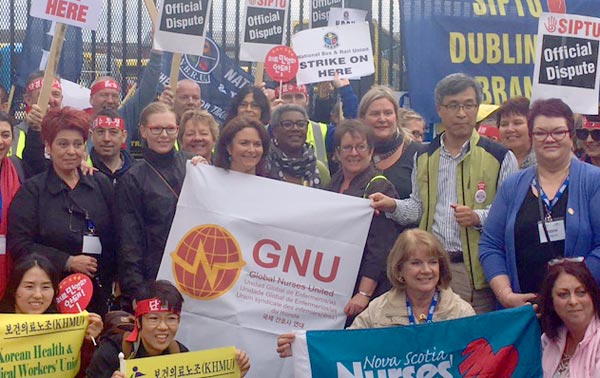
[277, 229, 475, 357]
[0, 254, 103, 377]
[539, 258, 600, 377]
[358, 85, 423, 199]
[214, 116, 270, 176]
[86, 280, 251, 378]
[7, 107, 116, 316]
[325, 120, 399, 321]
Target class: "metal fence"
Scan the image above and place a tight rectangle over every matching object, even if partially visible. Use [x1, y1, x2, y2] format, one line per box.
[0, 0, 402, 113]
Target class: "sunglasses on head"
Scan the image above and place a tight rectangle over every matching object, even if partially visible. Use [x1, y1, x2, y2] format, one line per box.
[575, 128, 600, 141]
[547, 256, 584, 267]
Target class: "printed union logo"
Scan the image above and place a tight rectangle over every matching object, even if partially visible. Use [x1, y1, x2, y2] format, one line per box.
[180, 37, 220, 84]
[171, 225, 246, 300]
[545, 15, 558, 33]
[324, 32, 339, 49]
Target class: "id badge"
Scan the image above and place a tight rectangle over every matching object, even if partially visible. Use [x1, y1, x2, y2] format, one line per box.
[538, 218, 566, 243]
[82, 235, 102, 255]
[0, 235, 6, 255]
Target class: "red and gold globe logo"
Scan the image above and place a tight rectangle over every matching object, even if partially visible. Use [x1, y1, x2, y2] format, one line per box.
[171, 225, 246, 300]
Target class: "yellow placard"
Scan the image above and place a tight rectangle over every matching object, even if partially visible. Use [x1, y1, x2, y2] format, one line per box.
[0, 312, 88, 378]
[125, 346, 240, 378]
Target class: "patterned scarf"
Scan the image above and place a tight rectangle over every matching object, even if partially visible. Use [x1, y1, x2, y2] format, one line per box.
[373, 132, 404, 163]
[267, 142, 321, 188]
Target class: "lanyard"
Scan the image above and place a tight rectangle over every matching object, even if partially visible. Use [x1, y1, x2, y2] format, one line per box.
[406, 289, 439, 325]
[532, 175, 569, 218]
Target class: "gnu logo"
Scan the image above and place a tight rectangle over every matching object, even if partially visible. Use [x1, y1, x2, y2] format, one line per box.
[171, 225, 246, 300]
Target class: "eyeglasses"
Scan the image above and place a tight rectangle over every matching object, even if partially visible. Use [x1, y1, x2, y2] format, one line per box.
[239, 101, 261, 109]
[146, 126, 179, 136]
[547, 256, 584, 267]
[440, 102, 478, 112]
[411, 130, 424, 139]
[142, 313, 180, 327]
[531, 129, 570, 142]
[279, 120, 309, 130]
[575, 128, 600, 142]
[338, 144, 370, 154]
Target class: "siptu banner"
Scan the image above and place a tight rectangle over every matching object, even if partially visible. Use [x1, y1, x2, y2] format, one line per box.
[0, 312, 89, 378]
[400, 0, 600, 124]
[239, 0, 289, 62]
[157, 164, 373, 378]
[293, 306, 542, 378]
[532, 12, 600, 114]
[124, 346, 240, 378]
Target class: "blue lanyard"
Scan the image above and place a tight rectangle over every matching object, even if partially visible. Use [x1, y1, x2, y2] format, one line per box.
[406, 289, 439, 325]
[532, 175, 569, 216]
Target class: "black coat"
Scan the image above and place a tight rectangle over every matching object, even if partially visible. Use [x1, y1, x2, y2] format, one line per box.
[328, 165, 400, 299]
[115, 148, 192, 302]
[7, 166, 116, 315]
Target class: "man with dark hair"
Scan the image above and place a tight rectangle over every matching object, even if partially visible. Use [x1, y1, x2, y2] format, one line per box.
[86, 280, 251, 378]
[88, 110, 135, 183]
[371, 73, 518, 314]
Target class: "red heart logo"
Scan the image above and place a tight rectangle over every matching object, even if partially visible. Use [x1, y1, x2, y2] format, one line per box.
[459, 338, 519, 378]
[547, 0, 567, 13]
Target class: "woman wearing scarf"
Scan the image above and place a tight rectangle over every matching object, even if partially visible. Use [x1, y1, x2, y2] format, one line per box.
[358, 86, 423, 199]
[267, 104, 328, 187]
[0, 112, 27, 299]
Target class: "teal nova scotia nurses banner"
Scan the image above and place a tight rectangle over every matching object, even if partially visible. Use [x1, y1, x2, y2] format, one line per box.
[293, 306, 542, 378]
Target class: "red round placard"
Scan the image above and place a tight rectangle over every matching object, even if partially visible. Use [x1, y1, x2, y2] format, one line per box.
[56, 273, 94, 314]
[264, 45, 299, 83]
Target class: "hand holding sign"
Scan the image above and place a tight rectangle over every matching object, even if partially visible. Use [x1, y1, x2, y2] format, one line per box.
[265, 46, 299, 99]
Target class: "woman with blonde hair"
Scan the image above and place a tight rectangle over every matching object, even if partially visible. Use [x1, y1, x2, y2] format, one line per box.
[178, 109, 219, 162]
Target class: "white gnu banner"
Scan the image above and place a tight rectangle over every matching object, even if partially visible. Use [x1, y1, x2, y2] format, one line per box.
[157, 164, 373, 378]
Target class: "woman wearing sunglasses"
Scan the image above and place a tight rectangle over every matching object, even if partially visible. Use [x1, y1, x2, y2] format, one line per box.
[539, 257, 600, 377]
[479, 98, 600, 309]
[577, 115, 600, 168]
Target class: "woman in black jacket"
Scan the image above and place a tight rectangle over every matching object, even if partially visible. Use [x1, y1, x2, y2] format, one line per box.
[115, 102, 194, 306]
[7, 107, 115, 316]
[327, 119, 401, 324]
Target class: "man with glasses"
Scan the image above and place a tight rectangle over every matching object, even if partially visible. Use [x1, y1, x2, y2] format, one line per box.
[577, 115, 600, 167]
[371, 73, 518, 314]
[88, 110, 135, 183]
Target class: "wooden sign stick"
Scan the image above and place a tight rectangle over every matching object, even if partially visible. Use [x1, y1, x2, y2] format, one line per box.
[143, 0, 159, 24]
[254, 62, 265, 85]
[170, 54, 182, 88]
[37, 23, 67, 113]
[7, 85, 15, 112]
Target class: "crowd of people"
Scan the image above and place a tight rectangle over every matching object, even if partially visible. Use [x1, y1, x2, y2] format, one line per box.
[0, 60, 599, 377]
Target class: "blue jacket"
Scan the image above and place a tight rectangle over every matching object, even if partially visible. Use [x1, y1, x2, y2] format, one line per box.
[479, 158, 600, 291]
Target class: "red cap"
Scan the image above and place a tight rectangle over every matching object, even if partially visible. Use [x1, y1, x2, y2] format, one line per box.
[92, 116, 125, 130]
[274, 83, 308, 99]
[126, 298, 180, 342]
[90, 79, 120, 97]
[478, 125, 500, 141]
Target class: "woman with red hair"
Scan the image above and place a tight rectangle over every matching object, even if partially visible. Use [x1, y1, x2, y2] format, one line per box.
[7, 107, 116, 316]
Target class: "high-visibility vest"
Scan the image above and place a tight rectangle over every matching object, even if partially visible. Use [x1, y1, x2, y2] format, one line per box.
[306, 120, 328, 167]
[8, 129, 26, 158]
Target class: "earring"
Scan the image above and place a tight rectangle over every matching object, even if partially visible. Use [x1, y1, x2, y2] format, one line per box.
[227, 155, 231, 162]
